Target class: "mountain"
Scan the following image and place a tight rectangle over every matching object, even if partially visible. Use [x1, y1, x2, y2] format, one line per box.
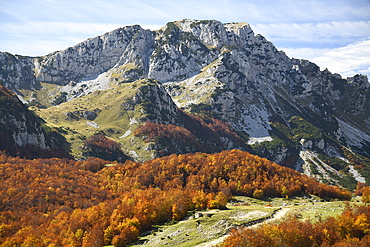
[0, 19, 369, 188]
[0, 82, 70, 158]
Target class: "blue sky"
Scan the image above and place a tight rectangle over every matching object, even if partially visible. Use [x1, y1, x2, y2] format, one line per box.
[1, 0, 370, 78]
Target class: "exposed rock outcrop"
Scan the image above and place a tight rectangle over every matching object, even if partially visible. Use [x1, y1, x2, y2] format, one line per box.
[0, 19, 369, 185]
[0, 83, 70, 158]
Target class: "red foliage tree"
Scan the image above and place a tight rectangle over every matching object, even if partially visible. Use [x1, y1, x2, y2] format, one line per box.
[83, 134, 129, 162]
[134, 109, 248, 157]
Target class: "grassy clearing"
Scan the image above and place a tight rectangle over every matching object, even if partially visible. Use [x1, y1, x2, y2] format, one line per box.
[127, 196, 362, 247]
[19, 82, 62, 107]
[131, 203, 276, 247]
[286, 196, 363, 223]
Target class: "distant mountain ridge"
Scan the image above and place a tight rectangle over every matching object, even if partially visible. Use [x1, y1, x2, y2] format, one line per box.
[0, 19, 369, 188]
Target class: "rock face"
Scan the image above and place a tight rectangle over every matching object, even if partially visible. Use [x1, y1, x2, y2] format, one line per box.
[0, 19, 369, 186]
[34, 25, 154, 85]
[0, 53, 40, 92]
[0, 83, 70, 158]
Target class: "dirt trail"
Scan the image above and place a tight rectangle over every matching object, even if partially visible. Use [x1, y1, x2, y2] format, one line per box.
[251, 207, 290, 227]
[195, 207, 290, 247]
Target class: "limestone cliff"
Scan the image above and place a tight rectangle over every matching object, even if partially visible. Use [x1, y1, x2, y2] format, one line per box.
[0, 83, 70, 158]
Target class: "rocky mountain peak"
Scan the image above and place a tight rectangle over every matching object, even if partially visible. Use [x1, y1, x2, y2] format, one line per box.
[174, 19, 231, 48]
[33, 25, 153, 85]
[347, 74, 369, 89]
[0, 19, 369, 188]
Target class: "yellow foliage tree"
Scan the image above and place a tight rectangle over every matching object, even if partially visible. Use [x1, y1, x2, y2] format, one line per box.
[253, 189, 264, 199]
[362, 187, 370, 203]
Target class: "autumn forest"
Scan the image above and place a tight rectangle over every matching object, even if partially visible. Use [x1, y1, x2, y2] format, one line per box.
[1, 149, 368, 246]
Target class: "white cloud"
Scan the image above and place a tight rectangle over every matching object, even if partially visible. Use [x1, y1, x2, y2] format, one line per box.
[282, 38, 370, 78]
[312, 39, 370, 78]
[280, 48, 330, 60]
[0, 22, 129, 37]
[0, 22, 162, 56]
[252, 21, 370, 44]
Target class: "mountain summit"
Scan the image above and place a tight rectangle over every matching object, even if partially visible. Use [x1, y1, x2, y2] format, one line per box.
[0, 19, 369, 188]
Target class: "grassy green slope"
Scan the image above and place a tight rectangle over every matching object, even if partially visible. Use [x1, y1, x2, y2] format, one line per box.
[33, 79, 157, 161]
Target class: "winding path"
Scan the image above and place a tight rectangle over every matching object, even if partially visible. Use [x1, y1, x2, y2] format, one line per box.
[195, 207, 290, 247]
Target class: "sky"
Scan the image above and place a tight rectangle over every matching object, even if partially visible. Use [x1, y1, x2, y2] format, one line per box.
[0, 0, 370, 78]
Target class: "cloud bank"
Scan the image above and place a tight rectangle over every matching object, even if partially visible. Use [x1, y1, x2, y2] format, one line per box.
[252, 21, 370, 45]
[282, 38, 370, 78]
[0, 22, 162, 56]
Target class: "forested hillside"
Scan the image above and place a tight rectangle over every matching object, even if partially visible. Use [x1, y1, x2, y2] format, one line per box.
[0, 149, 351, 246]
